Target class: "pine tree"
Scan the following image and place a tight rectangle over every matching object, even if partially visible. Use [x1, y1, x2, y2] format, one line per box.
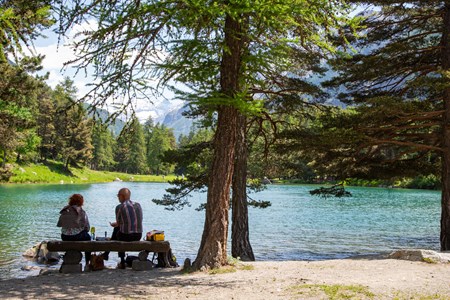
[37, 87, 56, 161]
[114, 131, 129, 173]
[0, 57, 45, 167]
[0, 0, 52, 62]
[145, 122, 176, 175]
[0, 0, 51, 175]
[143, 117, 156, 173]
[56, 0, 355, 269]
[115, 117, 147, 174]
[286, 1, 450, 250]
[127, 117, 147, 174]
[53, 78, 93, 169]
[91, 122, 116, 171]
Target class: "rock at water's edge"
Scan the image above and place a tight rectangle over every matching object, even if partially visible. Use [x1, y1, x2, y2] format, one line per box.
[389, 249, 450, 263]
[23, 241, 60, 262]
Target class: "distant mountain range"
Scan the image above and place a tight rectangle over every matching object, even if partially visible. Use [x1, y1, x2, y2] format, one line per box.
[160, 105, 195, 140]
[85, 105, 126, 136]
[88, 73, 344, 140]
[87, 100, 194, 140]
[135, 99, 195, 140]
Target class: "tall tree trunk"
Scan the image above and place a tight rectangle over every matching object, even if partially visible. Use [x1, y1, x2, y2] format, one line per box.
[65, 158, 70, 170]
[193, 13, 244, 269]
[441, 1, 450, 251]
[231, 113, 255, 261]
[193, 105, 238, 269]
[1, 150, 5, 168]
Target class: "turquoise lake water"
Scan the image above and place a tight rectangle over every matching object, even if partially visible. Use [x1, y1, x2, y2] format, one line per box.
[0, 182, 441, 280]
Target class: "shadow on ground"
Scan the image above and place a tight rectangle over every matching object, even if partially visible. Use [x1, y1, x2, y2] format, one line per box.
[44, 161, 75, 177]
[2, 267, 237, 299]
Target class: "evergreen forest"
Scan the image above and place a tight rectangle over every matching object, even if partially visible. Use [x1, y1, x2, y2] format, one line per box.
[0, 69, 179, 180]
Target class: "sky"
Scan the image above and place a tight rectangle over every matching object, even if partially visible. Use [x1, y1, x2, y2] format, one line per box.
[32, 25, 184, 123]
[34, 27, 90, 96]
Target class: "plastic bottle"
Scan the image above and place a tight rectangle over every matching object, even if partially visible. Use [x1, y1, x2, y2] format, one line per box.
[91, 226, 96, 241]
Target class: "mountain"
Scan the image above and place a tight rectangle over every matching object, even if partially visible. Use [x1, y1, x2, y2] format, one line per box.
[133, 99, 194, 140]
[161, 105, 195, 140]
[85, 105, 126, 136]
[134, 98, 185, 124]
[85, 99, 194, 139]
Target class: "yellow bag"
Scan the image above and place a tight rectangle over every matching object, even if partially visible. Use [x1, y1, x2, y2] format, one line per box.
[146, 230, 165, 241]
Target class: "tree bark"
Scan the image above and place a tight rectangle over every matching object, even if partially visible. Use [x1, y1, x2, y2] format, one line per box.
[193, 13, 245, 269]
[231, 113, 255, 261]
[440, 1, 450, 251]
[193, 106, 238, 269]
[1, 150, 5, 168]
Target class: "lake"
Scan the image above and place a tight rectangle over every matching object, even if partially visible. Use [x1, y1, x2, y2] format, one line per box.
[0, 182, 441, 280]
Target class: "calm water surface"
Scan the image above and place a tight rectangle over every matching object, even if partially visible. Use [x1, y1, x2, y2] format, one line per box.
[0, 182, 441, 280]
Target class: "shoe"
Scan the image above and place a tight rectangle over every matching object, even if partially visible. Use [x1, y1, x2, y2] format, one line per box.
[84, 264, 92, 272]
[100, 252, 109, 261]
[116, 262, 126, 269]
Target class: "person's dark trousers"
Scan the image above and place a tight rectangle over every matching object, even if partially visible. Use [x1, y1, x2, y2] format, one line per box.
[61, 230, 92, 264]
[104, 227, 142, 263]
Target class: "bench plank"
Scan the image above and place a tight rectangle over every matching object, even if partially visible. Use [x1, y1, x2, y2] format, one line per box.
[47, 240, 170, 252]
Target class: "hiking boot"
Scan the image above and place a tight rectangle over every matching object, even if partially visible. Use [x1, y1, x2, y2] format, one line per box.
[100, 252, 109, 261]
[116, 262, 126, 269]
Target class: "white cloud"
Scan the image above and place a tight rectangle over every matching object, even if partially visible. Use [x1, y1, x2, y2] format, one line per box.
[30, 32, 90, 103]
[36, 43, 73, 70]
[33, 21, 185, 122]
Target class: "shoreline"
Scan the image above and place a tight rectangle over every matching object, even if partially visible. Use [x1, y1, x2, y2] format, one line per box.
[2, 163, 439, 190]
[2, 258, 450, 299]
[1, 179, 440, 192]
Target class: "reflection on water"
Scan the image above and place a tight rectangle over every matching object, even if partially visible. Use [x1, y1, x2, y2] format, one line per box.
[0, 182, 441, 280]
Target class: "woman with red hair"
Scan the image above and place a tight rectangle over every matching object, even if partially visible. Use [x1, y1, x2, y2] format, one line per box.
[57, 194, 92, 270]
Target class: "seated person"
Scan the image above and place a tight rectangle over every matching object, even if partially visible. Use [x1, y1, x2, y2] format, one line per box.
[57, 193, 92, 270]
[102, 188, 143, 269]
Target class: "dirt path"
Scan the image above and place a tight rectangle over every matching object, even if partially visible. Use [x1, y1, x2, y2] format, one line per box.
[2, 259, 450, 299]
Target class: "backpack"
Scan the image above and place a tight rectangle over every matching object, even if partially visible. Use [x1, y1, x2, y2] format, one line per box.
[90, 254, 105, 271]
[125, 255, 139, 268]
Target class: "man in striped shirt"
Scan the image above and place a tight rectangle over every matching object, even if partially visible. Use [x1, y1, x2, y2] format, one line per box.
[103, 188, 143, 269]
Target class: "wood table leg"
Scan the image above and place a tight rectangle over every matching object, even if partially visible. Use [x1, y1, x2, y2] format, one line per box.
[163, 251, 171, 267]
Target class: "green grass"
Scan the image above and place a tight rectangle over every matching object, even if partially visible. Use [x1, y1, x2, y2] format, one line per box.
[208, 266, 237, 275]
[422, 257, 438, 264]
[238, 264, 254, 271]
[392, 292, 450, 300]
[290, 284, 375, 300]
[227, 256, 255, 271]
[207, 257, 255, 275]
[7, 161, 176, 184]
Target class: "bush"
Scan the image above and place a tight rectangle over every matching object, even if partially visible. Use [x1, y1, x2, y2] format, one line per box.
[0, 164, 13, 181]
[404, 174, 440, 190]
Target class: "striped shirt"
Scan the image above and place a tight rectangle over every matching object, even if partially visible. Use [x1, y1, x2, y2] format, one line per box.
[115, 200, 143, 234]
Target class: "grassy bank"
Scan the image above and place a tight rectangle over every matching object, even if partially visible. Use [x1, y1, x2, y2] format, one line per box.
[7, 162, 176, 184]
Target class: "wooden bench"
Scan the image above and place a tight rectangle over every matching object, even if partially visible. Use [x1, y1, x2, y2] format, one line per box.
[47, 240, 172, 273]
